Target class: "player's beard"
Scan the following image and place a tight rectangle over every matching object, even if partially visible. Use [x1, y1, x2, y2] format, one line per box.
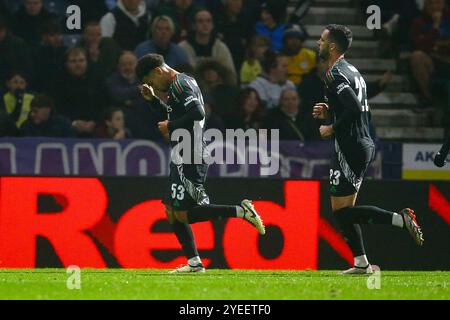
[319, 45, 330, 61]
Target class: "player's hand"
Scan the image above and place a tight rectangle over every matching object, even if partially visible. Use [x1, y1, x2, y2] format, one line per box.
[158, 120, 170, 139]
[319, 125, 334, 139]
[434, 152, 446, 167]
[140, 84, 155, 101]
[312, 103, 329, 120]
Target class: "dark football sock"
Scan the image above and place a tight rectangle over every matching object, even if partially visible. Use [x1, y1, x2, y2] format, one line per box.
[171, 221, 199, 259]
[335, 210, 366, 257]
[338, 205, 394, 225]
[187, 204, 239, 224]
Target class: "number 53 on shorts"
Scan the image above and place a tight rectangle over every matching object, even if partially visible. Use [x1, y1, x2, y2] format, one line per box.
[171, 184, 185, 200]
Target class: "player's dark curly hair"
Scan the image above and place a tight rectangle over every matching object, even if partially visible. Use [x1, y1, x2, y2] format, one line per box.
[136, 53, 165, 81]
[325, 24, 353, 54]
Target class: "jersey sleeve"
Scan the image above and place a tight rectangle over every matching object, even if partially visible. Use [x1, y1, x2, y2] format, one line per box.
[167, 75, 205, 133]
[326, 67, 363, 131]
[169, 76, 202, 112]
[325, 68, 351, 95]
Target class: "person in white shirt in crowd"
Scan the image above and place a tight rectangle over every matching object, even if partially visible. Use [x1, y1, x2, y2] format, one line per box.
[249, 51, 296, 109]
[178, 9, 237, 83]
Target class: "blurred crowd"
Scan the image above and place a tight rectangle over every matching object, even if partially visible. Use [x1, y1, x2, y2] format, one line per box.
[362, 0, 450, 112]
[0, 0, 449, 141]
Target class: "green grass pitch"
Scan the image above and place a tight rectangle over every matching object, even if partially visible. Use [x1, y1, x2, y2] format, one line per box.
[0, 269, 448, 300]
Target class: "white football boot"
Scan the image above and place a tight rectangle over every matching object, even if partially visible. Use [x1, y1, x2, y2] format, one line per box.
[241, 199, 266, 235]
[169, 263, 205, 274]
[340, 265, 374, 275]
[400, 208, 424, 246]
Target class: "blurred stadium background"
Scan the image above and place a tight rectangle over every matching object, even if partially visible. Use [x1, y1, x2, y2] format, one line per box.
[0, 0, 449, 275]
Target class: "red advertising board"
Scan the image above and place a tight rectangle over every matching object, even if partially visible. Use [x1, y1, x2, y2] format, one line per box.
[0, 177, 448, 270]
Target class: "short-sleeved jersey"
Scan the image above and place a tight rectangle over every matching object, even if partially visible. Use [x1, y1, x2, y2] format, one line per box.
[324, 59, 373, 153]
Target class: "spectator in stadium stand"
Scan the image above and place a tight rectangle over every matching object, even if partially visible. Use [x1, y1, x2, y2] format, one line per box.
[0, 109, 18, 137]
[249, 51, 296, 109]
[33, 20, 67, 93]
[203, 94, 226, 132]
[240, 35, 271, 86]
[52, 47, 108, 137]
[134, 15, 191, 70]
[70, 0, 109, 28]
[19, 94, 75, 137]
[360, 0, 421, 54]
[156, 0, 200, 42]
[281, 25, 317, 86]
[216, 0, 255, 71]
[255, 1, 289, 52]
[100, 0, 149, 50]
[224, 88, 266, 130]
[264, 88, 320, 141]
[0, 16, 33, 90]
[298, 58, 328, 118]
[0, 71, 34, 129]
[106, 51, 163, 140]
[195, 58, 240, 118]
[106, 51, 141, 107]
[410, 0, 450, 110]
[95, 107, 132, 139]
[179, 9, 237, 83]
[12, 0, 54, 47]
[76, 22, 122, 77]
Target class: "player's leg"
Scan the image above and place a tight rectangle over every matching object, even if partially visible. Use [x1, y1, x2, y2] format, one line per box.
[165, 164, 205, 273]
[330, 149, 374, 274]
[331, 193, 372, 274]
[172, 201, 265, 235]
[173, 163, 265, 234]
[165, 205, 204, 273]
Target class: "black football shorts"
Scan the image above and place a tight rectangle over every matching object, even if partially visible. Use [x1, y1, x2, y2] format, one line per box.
[163, 162, 210, 210]
[329, 141, 375, 197]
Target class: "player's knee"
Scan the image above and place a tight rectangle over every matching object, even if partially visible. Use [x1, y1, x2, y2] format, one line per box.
[332, 205, 353, 214]
[173, 210, 188, 223]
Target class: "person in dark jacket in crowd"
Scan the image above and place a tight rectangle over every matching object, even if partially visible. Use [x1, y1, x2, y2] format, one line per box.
[106, 51, 163, 141]
[225, 88, 266, 130]
[33, 20, 67, 93]
[76, 22, 122, 77]
[52, 47, 109, 137]
[95, 107, 132, 139]
[100, 0, 149, 50]
[134, 15, 190, 70]
[0, 16, 33, 89]
[19, 94, 75, 137]
[12, 0, 54, 46]
[265, 88, 319, 141]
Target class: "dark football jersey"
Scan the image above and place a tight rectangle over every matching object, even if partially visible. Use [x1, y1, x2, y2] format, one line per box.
[151, 73, 207, 163]
[324, 58, 374, 154]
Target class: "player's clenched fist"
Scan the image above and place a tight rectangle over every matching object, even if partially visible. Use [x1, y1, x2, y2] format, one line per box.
[312, 103, 330, 120]
[158, 120, 170, 140]
[140, 84, 155, 101]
